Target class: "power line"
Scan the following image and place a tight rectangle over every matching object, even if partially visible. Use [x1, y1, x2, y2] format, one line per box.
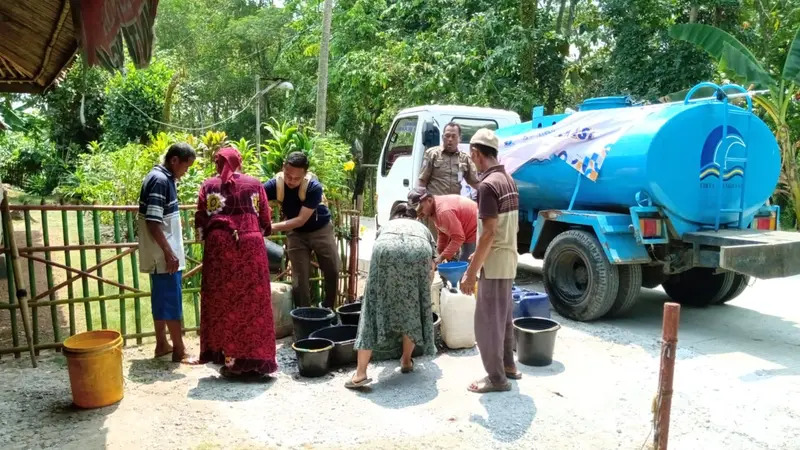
[117, 80, 290, 132]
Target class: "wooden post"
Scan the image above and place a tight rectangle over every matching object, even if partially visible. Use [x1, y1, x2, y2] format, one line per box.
[347, 196, 363, 303]
[1, 192, 37, 367]
[655, 302, 680, 450]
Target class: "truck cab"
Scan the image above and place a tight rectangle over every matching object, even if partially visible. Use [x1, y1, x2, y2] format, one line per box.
[375, 105, 521, 227]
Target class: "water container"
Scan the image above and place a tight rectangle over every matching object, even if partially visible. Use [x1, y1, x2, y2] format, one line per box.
[440, 288, 476, 349]
[518, 292, 551, 319]
[271, 282, 293, 338]
[430, 276, 443, 314]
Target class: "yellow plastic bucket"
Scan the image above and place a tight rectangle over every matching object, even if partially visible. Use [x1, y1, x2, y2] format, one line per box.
[62, 330, 124, 409]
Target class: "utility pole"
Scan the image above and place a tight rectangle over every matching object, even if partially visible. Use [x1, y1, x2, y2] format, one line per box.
[255, 75, 261, 156]
[315, 0, 333, 134]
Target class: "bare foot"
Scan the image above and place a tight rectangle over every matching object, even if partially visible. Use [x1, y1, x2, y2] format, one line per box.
[154, 344, 173, 358]
[172, 350, 201, 365]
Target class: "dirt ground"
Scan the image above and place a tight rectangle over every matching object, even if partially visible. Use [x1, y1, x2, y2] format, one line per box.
[1, 262, 798, 450]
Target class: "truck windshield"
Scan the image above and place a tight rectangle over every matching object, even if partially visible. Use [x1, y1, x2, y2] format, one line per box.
[381, 116, 418, 176]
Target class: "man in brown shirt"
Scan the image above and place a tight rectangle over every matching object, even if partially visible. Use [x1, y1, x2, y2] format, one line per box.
[417, 122, 480, 236]
[460, 128, 521, 394]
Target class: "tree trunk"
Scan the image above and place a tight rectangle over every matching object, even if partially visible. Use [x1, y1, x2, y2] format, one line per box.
[519, 0, 538, 87]
[689, 4, 698, 23]
[161, 69, 184, 132]
[779, 126, 800, 229]
[555, 0, 567, 33]
[315, 0, 334, 134]
[564, 0, 579, 39]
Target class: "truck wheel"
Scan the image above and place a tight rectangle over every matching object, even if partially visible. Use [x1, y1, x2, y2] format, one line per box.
[662, 268, 735, 307]
[641, 265, 667, 289]
[605, 264, 642, 318]
[543, 230, 619, 321]
[713, 274, 750, 305]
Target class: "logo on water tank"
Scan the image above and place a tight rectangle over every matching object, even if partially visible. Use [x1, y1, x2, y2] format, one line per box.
[699, 125, 746, 181]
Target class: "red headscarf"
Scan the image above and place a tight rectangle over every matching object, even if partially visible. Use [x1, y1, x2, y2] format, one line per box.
[215, 147, 242, 185]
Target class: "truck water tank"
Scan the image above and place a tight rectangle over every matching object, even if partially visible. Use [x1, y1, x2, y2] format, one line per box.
[504, 98, 780, 232]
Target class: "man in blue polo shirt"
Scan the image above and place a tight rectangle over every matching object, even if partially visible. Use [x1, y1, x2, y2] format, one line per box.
[264, 152, 340, 308]
[137, 142, 198, 364]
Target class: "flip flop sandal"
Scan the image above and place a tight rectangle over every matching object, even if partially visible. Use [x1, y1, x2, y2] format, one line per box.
[345, 377, 373, 389]
[154, 348, 173, 358]
[401, 359, 415, 374]
[173, 354, 202, 365]
[505, 370, 523, 380]
[468, 377, 512, 394]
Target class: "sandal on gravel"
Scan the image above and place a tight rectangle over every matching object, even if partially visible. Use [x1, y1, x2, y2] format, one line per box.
[401, 359, 414, 374]
[345, 377, 372, 389]
[505, 370, 522, 380]
[468, 377, 512, 394]
[173, 354, 202, 365]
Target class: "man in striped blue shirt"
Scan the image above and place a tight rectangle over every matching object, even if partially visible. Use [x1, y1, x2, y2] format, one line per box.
[137, 143, 198, 364]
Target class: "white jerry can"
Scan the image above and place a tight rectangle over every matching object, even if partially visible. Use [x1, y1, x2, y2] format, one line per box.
[271, 282, 294, 339]
[439, 288, 476, 349]
[430, 276, 443, 314]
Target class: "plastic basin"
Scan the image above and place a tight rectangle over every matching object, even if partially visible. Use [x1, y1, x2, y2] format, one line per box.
[309, 325, 358, 366]
[292, 338, 334, 377]
[290, 307, 336, 341]
[513, 317, 560, 367]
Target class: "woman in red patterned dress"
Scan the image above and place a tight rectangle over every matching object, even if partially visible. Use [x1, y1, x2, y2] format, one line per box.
[195, 147, 277, 378]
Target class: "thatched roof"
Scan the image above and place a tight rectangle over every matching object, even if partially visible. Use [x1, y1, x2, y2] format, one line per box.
[0, 1, 158, 94]
[0, 1, 78, 94]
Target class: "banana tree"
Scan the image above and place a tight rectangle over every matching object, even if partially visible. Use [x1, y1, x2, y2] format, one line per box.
[669, 24, 800, 227]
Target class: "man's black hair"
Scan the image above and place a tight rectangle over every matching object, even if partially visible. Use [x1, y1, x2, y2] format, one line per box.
[443, 122, 462, 135]
[390, 202, 417, 220]
[284, 151, 310, 170]
[471, 143, 498, 159]
[164, 142, 196, 163]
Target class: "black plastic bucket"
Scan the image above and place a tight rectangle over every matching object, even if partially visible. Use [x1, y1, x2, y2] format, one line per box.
[336, 302, 362, 326]
[513, 317, 561, 367]
[265, 239, 285, 273]
[412, 312, 442, 357]
[290, 307, 336, 341]
[309, 325, 358, 366]
[292, 338, 334, 377]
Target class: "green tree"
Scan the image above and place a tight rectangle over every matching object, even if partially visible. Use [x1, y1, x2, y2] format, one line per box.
[669, 22, 800, 227]
[102, 61, 173, 146]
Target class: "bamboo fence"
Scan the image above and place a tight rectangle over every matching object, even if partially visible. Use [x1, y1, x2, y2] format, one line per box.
[0, 195, 362, 365]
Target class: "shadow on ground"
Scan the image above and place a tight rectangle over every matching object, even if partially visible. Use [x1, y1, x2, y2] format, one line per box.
[127, 357, 187, 384]
[353, 358, 443, 409]
[469, 382, 536, 443]
[188, 372, 275, 402]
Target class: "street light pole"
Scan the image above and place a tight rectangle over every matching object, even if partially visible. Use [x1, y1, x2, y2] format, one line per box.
[255, 75, 261, 156]
[254, 78, 294, 158]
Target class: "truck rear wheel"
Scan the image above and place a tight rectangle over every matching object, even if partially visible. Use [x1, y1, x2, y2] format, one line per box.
[714, 274, 750, 305]
[543, 230, 619, 321]
[605, 264, 642, 318]
[662, 268, 735, 307]
[641, 265, 667, 289]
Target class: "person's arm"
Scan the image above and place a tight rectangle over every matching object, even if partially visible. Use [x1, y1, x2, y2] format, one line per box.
[461, 183, 498, 295]
[271, 182, 322, 232]
[464, 157, 481, 189]
[436, 210, 465, 263]
[146, 221, 179, 274]
[436, 226, 448, 257]
[257, 184, 272, 236]
[143, 179, 178, 274]
[460, 217, 496, 295]
[418, 149, 434, 187]
[194, 183, 208, 240]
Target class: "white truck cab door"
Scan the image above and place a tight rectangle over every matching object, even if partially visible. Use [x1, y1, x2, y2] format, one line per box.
[376, 115, 421, 227]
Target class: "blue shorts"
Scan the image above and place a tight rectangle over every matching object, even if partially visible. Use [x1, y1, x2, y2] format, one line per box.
[150, 271, 183, 321]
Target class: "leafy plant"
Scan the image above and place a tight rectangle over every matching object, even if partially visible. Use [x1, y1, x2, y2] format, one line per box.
[259, 119, 315, 178]
[670, 23, 800, 228]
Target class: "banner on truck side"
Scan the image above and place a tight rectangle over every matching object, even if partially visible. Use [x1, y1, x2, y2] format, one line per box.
[498, 103, 670, 181]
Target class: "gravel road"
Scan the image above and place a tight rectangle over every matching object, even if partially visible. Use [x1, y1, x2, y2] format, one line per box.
[1, 263, 798, 450]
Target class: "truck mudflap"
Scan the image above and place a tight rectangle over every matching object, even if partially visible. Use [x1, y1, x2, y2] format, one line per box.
[682, 229, 800, 279]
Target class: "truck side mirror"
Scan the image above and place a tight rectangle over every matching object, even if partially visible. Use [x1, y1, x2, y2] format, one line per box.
[422, 122, 439, 148]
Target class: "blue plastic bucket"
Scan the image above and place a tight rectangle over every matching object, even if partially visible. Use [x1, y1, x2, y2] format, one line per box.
[518, 292, 551, 319]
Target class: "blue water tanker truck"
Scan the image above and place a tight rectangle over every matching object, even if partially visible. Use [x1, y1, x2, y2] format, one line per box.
[496, 82, 800, 321]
